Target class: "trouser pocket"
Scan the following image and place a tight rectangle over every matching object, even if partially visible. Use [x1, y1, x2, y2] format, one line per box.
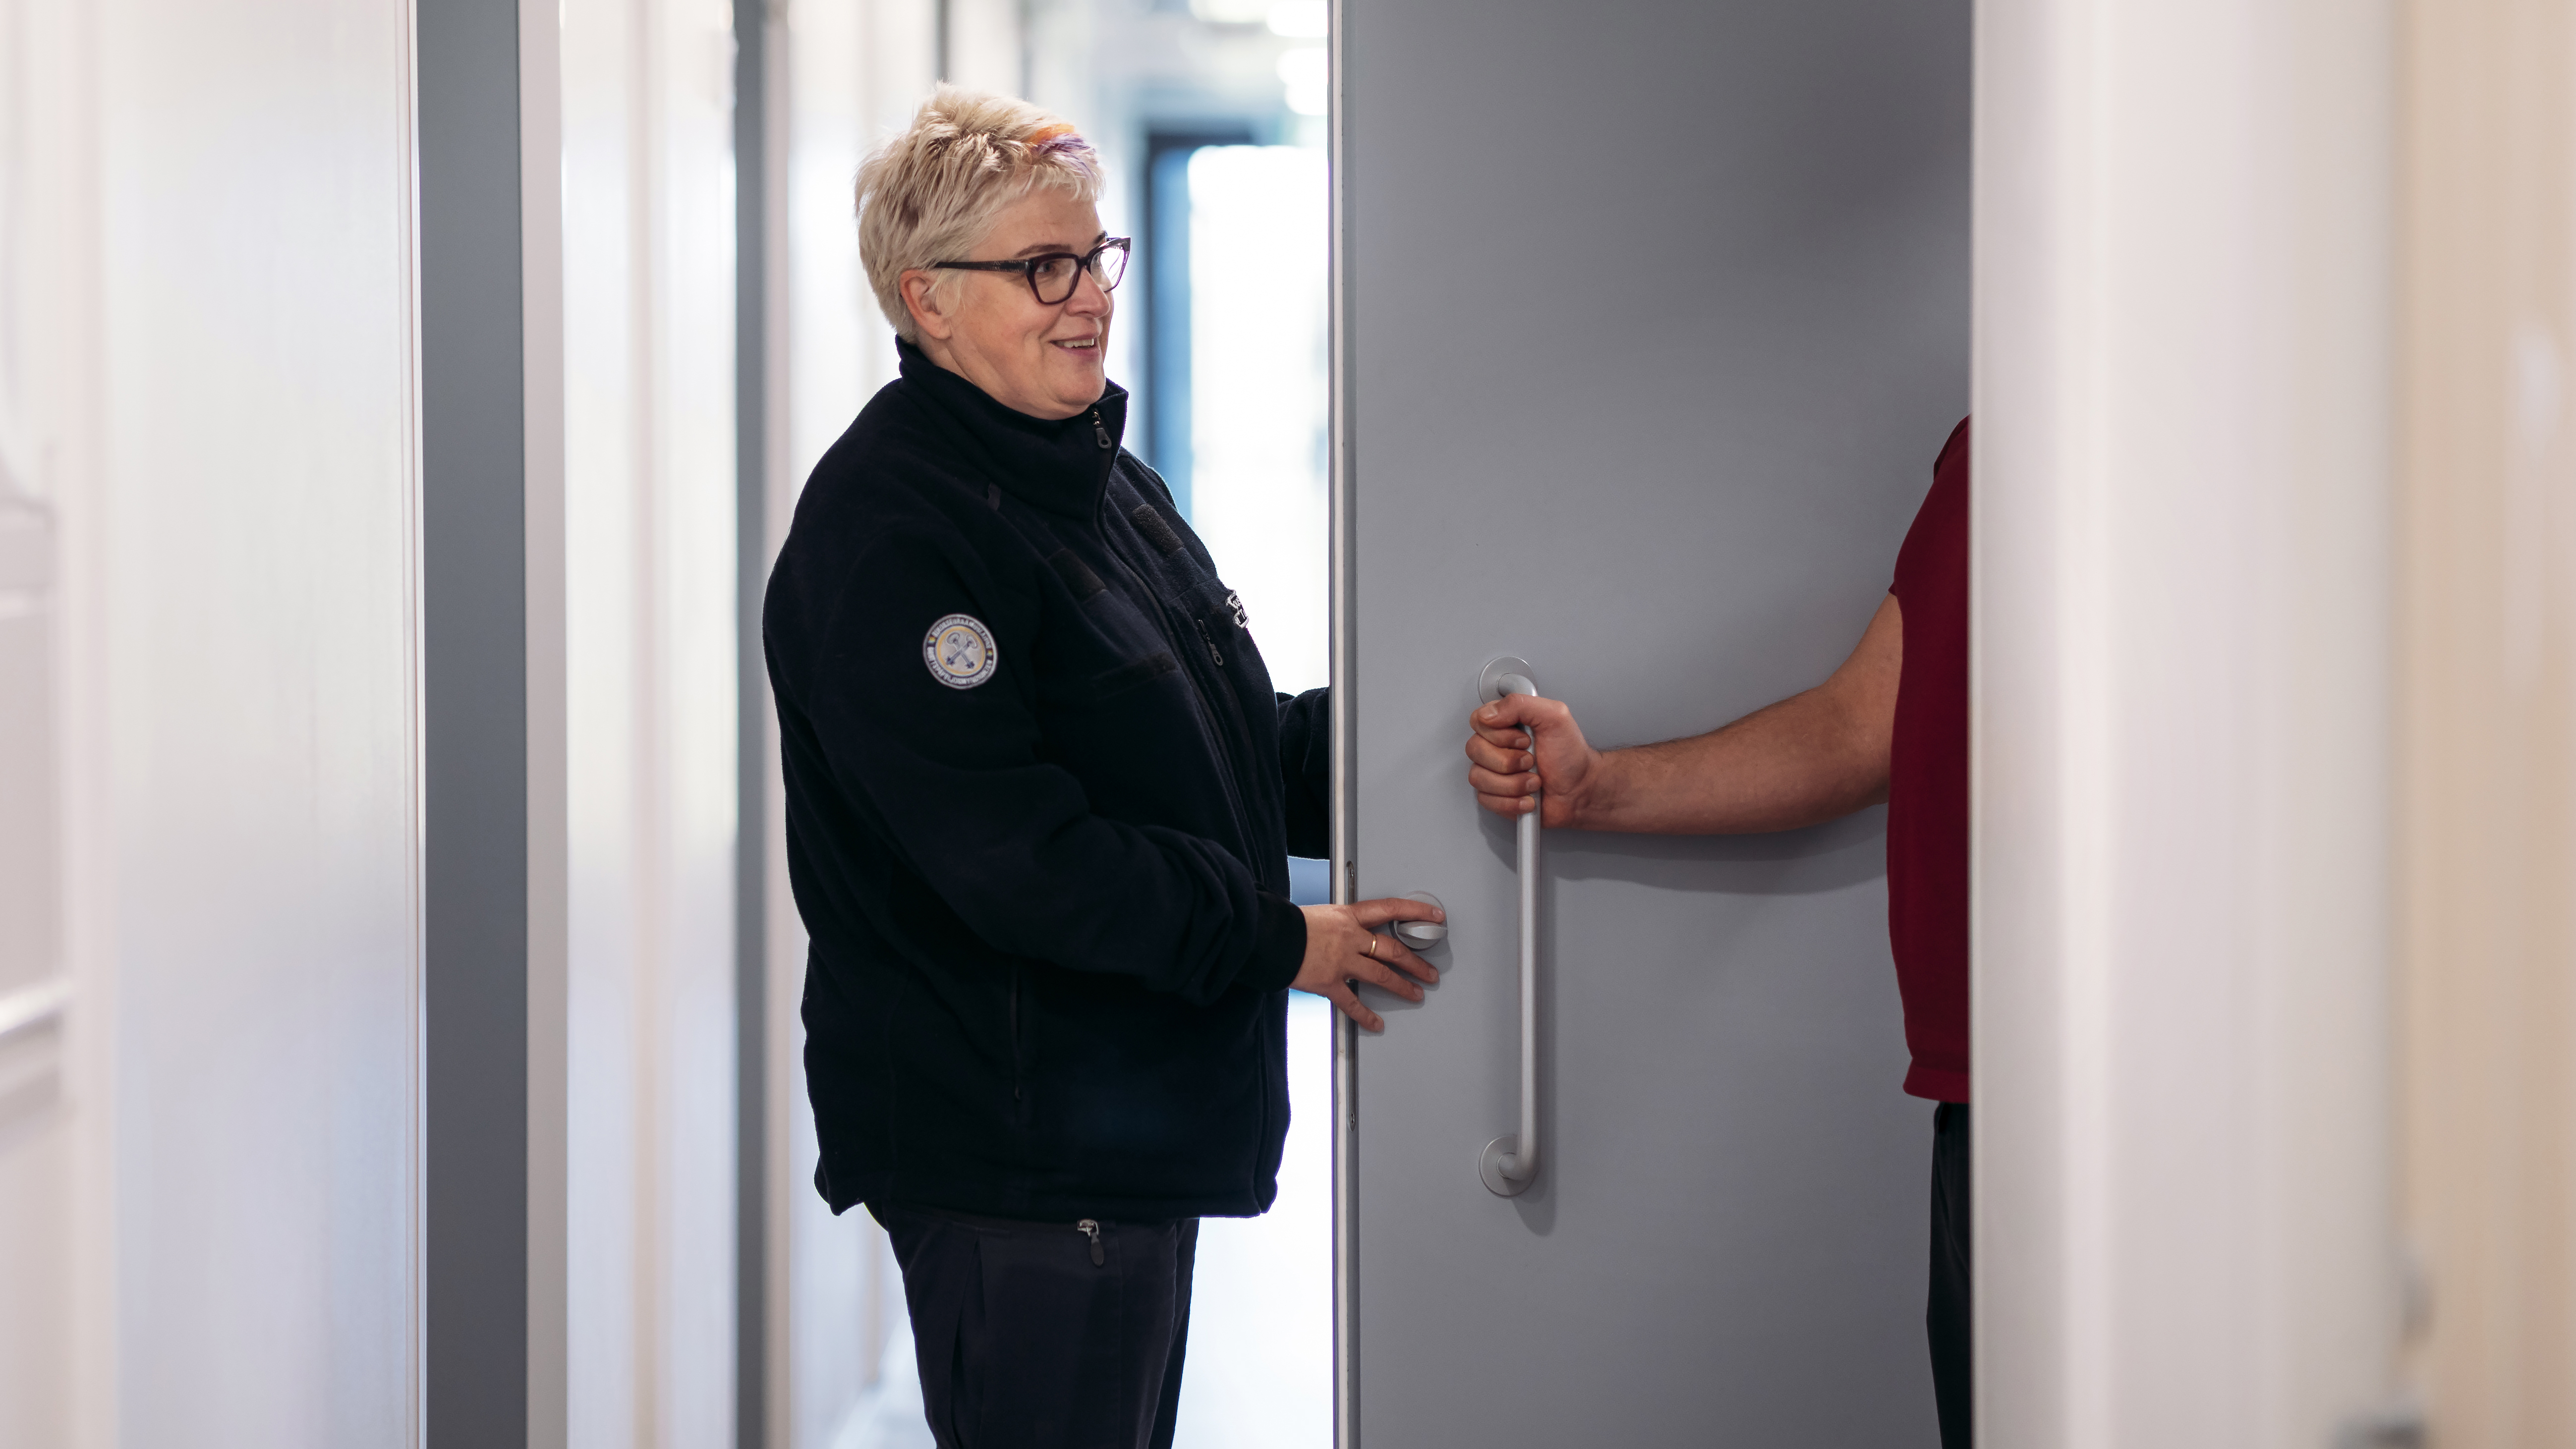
[873, 1204, 1198, 1449]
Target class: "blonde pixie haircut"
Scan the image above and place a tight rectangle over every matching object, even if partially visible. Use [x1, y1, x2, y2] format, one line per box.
[857, 87, 1106, 343]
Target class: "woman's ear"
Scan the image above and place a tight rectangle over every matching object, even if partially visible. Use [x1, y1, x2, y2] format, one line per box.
[900, 270, 955, 342]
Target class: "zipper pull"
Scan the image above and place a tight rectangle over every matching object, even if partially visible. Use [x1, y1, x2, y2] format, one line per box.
[1091, 410, 1112, 450]
[1194, 617, 1225, 668]
[1077, 1219, 1105, 1267]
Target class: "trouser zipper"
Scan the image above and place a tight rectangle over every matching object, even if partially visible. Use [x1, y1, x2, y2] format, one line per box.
[1077, 1219, 1105, 1267]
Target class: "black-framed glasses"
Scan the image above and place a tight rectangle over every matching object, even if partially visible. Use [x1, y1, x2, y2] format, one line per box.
[930, 235, 1131, 305]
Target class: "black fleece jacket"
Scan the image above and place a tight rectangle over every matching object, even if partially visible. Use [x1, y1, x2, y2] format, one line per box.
[764, 342, 1331, 1223]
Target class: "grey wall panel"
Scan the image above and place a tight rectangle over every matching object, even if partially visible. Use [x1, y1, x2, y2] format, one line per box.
[735, 2, 776, 1443]
[1342, 0, 1969, 1441]
[418, 0, 529, 1442]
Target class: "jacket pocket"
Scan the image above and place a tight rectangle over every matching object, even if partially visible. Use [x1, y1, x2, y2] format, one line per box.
[1090, 649, 1178, 701]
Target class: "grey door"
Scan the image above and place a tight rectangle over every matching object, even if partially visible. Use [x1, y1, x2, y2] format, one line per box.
[1331, 0, 1970, 1442]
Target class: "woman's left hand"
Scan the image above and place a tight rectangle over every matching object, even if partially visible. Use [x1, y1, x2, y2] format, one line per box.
[1292, 898, 1444, 1031]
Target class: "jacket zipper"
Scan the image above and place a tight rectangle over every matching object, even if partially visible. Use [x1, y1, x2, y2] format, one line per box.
[1077, 1218, 1105, 1266]
[1007, 964, 1024, 1103]
[1183, 606, 1280, 1186]
[1190, 614, 1264, 813]
[1094, 470, 1281, 1196]
[1098, 521, 1255, 842]
[1125, 468, 1255, 777]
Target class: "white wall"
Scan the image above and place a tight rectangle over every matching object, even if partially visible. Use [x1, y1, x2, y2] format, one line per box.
[0, 0, 424, 1444]
[0, 0, 96, 1442]
[947, 0, 1028, 97]
[784, 0, 935, 485]
[1974, 0, 2401, 1443]
[556, 0, 742, 1443]
[0, 1, 781, 1443]
[2394, 0, 2576, 1432]
[773, 5, 938, 1444]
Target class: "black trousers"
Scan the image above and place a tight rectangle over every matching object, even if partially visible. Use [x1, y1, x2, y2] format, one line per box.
[1929, 1102, 1972, 1449]
[871, 1202, 1199, 1449]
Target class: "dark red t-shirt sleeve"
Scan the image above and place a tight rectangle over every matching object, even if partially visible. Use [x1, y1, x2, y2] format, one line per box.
[1886, 417, 1971, 1102]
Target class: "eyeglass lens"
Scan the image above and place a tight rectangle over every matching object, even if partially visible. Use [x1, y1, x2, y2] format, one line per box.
[1030, 243, 1129, 304]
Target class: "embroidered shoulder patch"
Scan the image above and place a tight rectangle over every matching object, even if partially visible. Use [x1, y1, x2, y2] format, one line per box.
[923, 613, 998, 689]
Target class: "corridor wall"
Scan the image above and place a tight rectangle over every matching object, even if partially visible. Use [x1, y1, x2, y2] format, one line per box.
[1975, 0, 2403, 1444]
[2398, 0, 2576, 1438]
[556, 0, 742, 1443]
[759, 4, 1036, 1444]
[0, 0, 754, 1441]
[0, 0, 424, 1444]
[768, 2, 940, 1440]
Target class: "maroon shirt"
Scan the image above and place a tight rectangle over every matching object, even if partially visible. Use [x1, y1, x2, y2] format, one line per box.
[1887, 418, 1970, 1103]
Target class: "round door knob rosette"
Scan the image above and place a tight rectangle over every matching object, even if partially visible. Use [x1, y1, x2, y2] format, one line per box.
[1392, 891, 1447, 950]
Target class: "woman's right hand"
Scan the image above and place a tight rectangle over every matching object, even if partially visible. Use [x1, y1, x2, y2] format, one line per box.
[1294, 897, 1444, 1032]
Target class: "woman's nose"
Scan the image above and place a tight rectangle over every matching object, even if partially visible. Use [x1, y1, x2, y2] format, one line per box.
[1065, 268, 1112, 316]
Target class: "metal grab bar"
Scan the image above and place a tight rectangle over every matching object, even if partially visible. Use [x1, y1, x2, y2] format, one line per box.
[1479, 657, 1541, 1197]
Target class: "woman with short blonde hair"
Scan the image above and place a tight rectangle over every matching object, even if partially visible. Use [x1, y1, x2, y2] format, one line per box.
[763, 87, 1442, 1448]
[854, 87, 1102, 341]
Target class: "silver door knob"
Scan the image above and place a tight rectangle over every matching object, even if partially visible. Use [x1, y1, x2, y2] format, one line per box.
[1393, 892, 1446, 950]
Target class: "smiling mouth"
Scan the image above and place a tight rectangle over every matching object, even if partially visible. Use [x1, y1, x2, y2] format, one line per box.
[1052, 335, 1099, 352]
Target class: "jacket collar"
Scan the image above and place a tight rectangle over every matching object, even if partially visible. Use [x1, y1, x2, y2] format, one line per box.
[897, 338, 1128, 518]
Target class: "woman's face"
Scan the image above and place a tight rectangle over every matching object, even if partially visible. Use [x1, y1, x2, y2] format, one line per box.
[902, 189, 1114, 421]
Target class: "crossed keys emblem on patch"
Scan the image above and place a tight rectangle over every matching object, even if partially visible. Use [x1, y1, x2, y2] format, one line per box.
[922, 613, 998, 689]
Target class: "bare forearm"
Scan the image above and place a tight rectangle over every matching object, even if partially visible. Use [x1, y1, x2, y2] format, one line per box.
[1574, 687, 1890, 835]
[1466, 596, 1903, 837]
